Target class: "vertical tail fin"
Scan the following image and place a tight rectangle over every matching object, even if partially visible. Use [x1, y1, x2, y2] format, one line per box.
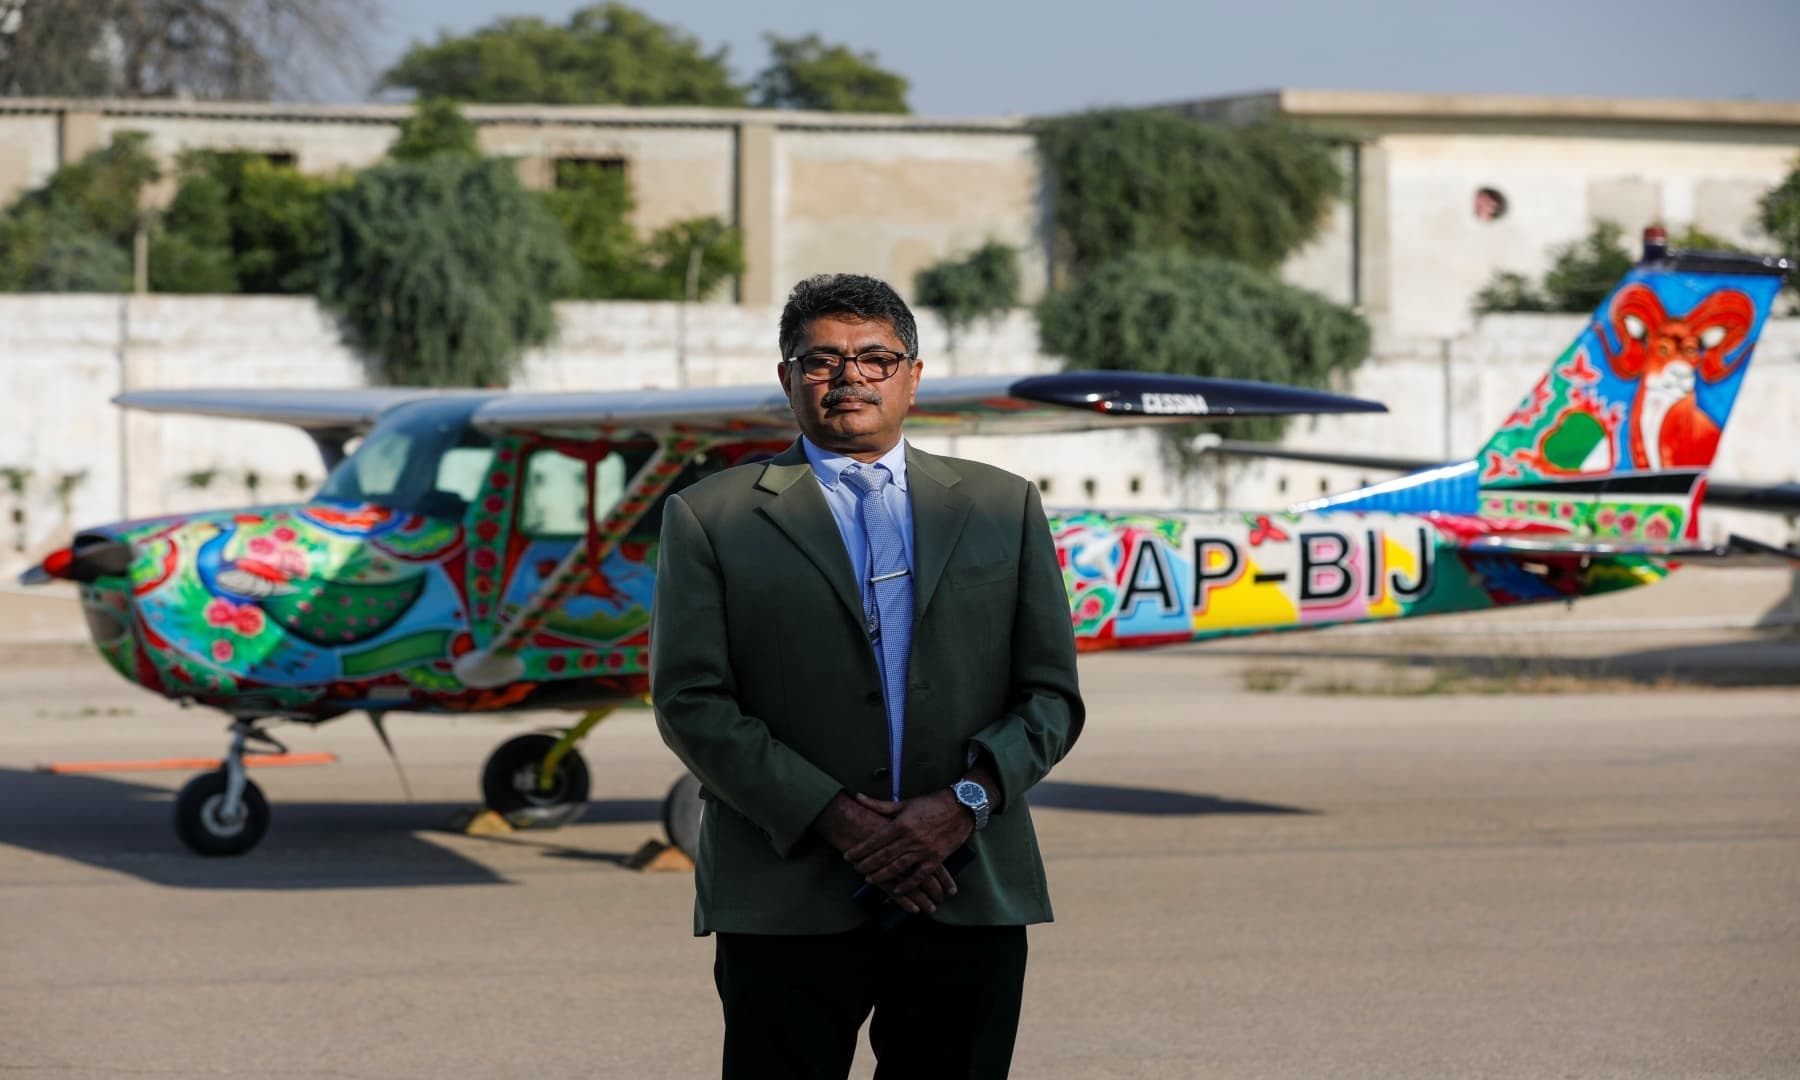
[1296, 238, 1788, 536]
[1475, 243, 1787, 484]
[1467, 239, 1788, 541]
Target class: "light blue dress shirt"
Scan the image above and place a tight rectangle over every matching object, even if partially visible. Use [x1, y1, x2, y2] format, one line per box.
[801, 436, 915, 795]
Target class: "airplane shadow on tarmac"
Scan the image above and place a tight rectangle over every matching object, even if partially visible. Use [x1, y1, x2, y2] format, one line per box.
[0, 766, 662, 891]
[1205, 634, 1800, 688]
[1030, 780, 1313, 817]
[0, 767, 1310, 889]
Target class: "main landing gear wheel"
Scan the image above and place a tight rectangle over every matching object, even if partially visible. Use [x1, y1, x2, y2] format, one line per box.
[481, 733, 590, 825]
[662, 772, 703, 857]
[173, 769, 270, 856]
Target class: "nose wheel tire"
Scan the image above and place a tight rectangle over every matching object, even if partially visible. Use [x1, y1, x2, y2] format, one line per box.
[481, 733, 590, 824]
[662, 772, 704, 857]
[174, 769, 270, 856]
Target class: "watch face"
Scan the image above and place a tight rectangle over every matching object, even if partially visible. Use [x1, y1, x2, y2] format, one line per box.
[955, 780, 987, 807]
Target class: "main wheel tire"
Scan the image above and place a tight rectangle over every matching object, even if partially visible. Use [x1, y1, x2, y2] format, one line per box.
[173, 770, 270, 856]
[481, 733, 590, 824]
[663, 771, 704, 857]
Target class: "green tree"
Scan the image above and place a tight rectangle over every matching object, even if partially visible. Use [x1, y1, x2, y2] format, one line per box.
[1759, 155, 1800, 304]
[1475, 222, 1637, 314]
[318, 156, 574, 386]
[914, 241, 1020, 344]
[1038, 252, 1370, 446]
[545, 162, 742, 300]
[388, 98, 481, 162]
[639, 215, 745, 301]
[1472, 271, 1551, 315]
[1036, 110, 1341, 278]
[381, 3, 744, 106]
[150, 169, 237, 293]
[0, 132, 157, 292]
[150, 151, 343, 294]
[752, 33, 908, 113]
[1540, 221, 1635, 312]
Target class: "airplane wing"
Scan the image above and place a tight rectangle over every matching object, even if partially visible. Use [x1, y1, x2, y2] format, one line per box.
[117, 372, 1385, 443]
[1460, 533, 1800, 567]
[466, 372, 1384, 438]
[112, 387, 468, 431]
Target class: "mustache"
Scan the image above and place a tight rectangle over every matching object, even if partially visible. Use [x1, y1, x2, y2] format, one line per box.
[821, 385, 883, 408]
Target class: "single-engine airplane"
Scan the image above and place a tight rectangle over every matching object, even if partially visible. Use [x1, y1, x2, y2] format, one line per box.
[19, 235, 1793, 857]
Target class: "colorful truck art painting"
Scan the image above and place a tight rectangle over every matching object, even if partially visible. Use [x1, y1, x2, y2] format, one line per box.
[23, 240, 1790, 855]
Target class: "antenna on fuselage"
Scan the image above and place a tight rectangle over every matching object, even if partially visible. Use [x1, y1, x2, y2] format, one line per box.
[366, 711, 412, 802]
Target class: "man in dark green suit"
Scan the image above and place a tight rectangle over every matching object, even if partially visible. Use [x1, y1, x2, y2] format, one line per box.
[652, 274, 1084, 1078]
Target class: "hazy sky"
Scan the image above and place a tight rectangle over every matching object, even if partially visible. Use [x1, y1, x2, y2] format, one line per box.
[366, 0, 1800, 115]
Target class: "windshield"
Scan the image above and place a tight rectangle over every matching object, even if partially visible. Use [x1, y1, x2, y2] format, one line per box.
[317, 399, 493, 520]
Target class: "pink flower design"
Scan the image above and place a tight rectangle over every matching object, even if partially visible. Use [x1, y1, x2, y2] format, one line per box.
[211, 639, 234, 663]
[204, 597, 265, 636]
[273, 526, 297, 543]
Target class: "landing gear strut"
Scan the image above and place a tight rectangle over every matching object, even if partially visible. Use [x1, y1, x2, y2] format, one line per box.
[173, 720, 279, 856]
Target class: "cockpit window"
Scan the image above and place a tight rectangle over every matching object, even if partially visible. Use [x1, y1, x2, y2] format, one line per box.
[317, 400, 492, 520]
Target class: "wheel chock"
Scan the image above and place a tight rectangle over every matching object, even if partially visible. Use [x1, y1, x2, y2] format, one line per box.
[447, 808, 515, 836]
[625, 839, 694, 873]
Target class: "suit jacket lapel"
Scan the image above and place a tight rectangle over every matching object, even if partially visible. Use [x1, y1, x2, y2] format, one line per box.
[906, 443, 971, 622]
[754, 442, 866, 632]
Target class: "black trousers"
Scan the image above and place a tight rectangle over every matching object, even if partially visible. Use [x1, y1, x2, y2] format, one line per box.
[713, 919, 1029, 1080]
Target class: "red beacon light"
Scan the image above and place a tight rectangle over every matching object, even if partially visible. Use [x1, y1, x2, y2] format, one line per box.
[1643, 225, 1669, 260]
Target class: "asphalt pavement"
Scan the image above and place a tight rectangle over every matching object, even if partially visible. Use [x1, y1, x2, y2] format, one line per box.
[0, 629, 1797, 1078]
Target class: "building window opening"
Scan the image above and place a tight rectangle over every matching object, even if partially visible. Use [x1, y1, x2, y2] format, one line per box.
[555, 157, 628, 188]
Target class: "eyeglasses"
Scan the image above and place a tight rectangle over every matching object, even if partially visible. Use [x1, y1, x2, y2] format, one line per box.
[783, 349, 913, 383]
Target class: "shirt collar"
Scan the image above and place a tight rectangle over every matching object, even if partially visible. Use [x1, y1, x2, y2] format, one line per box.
[800, 435, 909, 493]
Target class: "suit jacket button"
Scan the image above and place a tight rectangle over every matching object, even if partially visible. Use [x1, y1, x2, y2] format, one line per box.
[872, 767, 890, 780]
[865, 691, 882, 705]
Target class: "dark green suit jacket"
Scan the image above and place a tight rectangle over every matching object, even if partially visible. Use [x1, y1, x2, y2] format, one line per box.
[650, 439, 1084, 936]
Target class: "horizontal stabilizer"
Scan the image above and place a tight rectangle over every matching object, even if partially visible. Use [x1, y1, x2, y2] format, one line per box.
[1461, 532, 1800, 567]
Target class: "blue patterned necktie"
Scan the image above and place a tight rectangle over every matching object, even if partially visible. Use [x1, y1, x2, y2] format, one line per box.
[841, 464, 912, 800]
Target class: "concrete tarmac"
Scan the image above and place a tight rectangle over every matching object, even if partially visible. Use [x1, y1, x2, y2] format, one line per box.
[0, 638, 1797, 1079]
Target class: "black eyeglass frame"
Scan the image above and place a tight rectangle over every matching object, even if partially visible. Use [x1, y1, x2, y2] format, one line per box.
[782, 350, 916, 383]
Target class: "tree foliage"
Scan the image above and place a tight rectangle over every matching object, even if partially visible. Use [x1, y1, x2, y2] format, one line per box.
[0, 131, 156, 291]
[382, 3, 744, 107]
[914, 241, 1020, 336]
[1760, 155, 1800, 304]
[544, 161, 742, 300]
[318, 156, 574, 387]
[1038, 252, 1370, 445]
[151, 151, 342, 294]
[1475, 222, 1636, 314]
[1036, 110, 1341, 277]
[752, 33, 908, 114]
[1474, 221, 1757, 315]
[388, 98, 482, 162]
[0, 0, 375, 100]
[150, 167, 237, 293]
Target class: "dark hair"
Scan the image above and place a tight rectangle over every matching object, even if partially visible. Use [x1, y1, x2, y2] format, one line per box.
[778, 274, 919, 360]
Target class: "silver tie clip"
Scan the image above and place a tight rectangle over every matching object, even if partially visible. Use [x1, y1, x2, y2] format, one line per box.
[869, 568, 911, 584]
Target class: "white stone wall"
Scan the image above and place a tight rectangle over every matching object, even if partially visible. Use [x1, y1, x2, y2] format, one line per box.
[1, 297, 1795, 581]
[1377, 133, 1800, 338]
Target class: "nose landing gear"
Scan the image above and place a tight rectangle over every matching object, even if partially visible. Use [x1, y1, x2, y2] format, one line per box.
[173, 720, 281, 856]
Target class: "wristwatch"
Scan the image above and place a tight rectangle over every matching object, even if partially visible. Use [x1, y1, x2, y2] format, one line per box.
[951, 779, 990, 832]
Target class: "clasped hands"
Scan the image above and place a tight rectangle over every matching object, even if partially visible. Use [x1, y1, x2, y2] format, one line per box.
[815, 789, 972, 915]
